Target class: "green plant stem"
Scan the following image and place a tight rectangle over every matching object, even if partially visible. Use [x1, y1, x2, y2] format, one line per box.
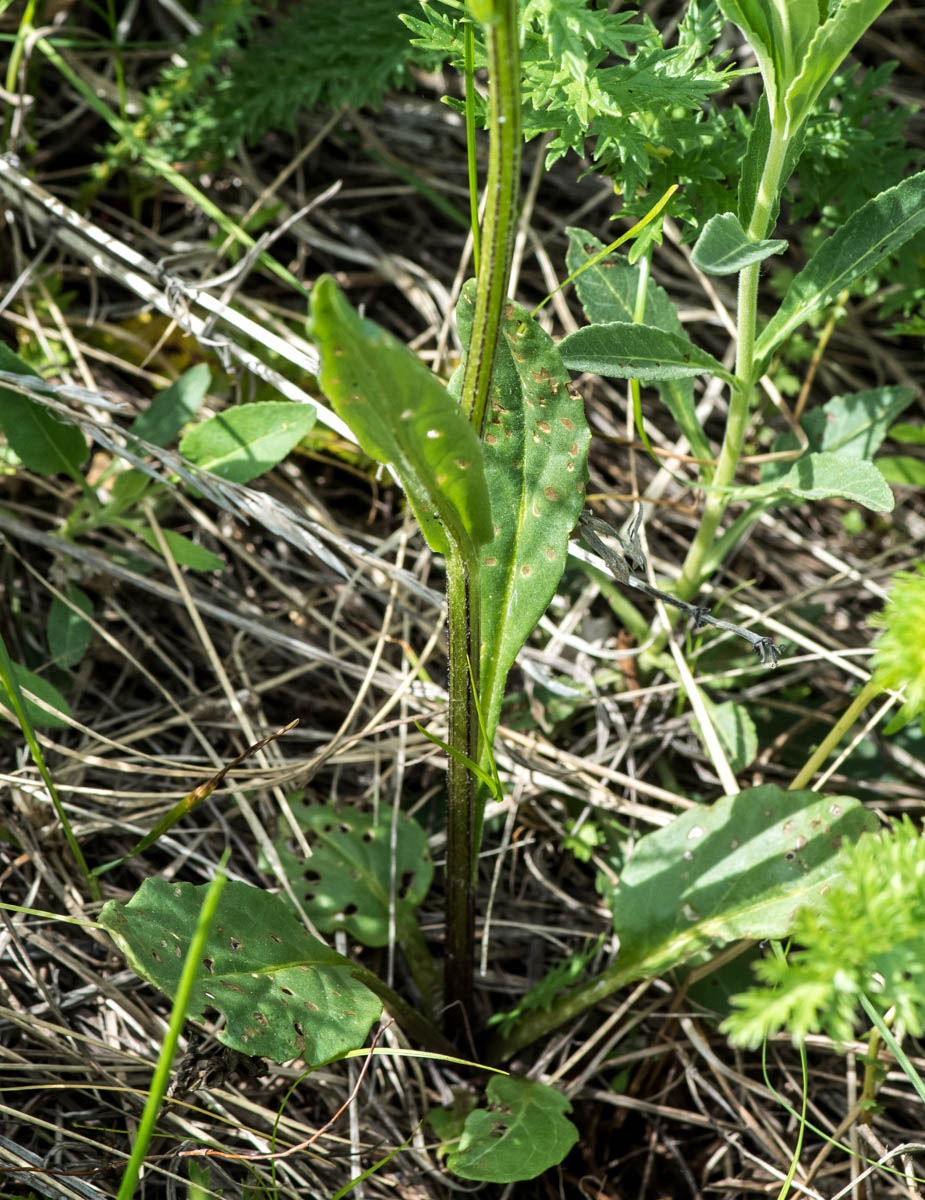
[788, 677, 881, 791]
[459, 0, 522, 438]
[444, 547, 480, 1024]
[675, 118, 790, 602]
[443, 0, 521, 1026]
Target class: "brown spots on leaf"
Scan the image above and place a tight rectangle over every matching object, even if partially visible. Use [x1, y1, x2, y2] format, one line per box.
[560, 418, 575, 431]
[521, 564, 532, 577]
[532, 367, 551, 383]
[485, 433, 498, 445]
[566, 462, 574, 472]
[544, 487, 559, 502]
[484, 556, 498, 567]
[532, 502, 541, 517]
[504, 302, 517, 320]
[568, 441, 579, 457]
[545, 546, 556, 560]
[549, 378, 560, 394]
[537, 421, 551, 434]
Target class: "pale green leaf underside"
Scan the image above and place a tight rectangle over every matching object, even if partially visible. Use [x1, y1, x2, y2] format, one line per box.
[598, 785, 877, 980]
[757, 171, 925, 359]
[179, 401, 316, 484]
[99, 878, 381, 1064]
[454, 282, 590, 738]
[310, 275, 492, 557]
[691, 212, 787, 275]
[750, 451, 894, 511]
[560, 321, 732, 384]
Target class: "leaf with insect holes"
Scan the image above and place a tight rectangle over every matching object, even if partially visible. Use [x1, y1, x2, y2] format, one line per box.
[272, 802, 433, 947]
[179, 401, 316, 484]
[309, 275, 492, 560]
[691, 212, 787, 275]
[99, 878, 381, 1064]
[0, 345, 88, 477]
[597, 785, 877, 980]
[560, 321, 733, 384]
[565, 227, 711, 460]
[440, 1076, 578, 1183]
[452, 281, 589, 739]
[756, 170, 925, 361]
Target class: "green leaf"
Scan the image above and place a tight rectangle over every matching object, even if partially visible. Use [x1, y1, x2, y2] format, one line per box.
[691, 212, 786, 275]
[876, 456, 925, 486]
[692, 698, 757, 773]
[560, 322, 732, 384]
[129, 363, 211, 447]
[565, 227, 710, 458]
[453, 282, 589, 738]
[0, 662, 71, 728]
[273, 802, 433, 947]
[98, 878, 382, 1064]
[783, 0, 892, 136]
[750, 451, 893, 511]
[47, 586, 94, 669]
[762, 386, 916, 483]
[179, 401, 316, 484]
[889, 423, 925, 445]
[756, 171, 925, 360]
[597, 785, 877, 980]
[737, 92, 806, 234]
[309, 275, 492, 558]
[445, 1077, 578, 1183]
[139, 528, 225, 571]
[0, 345, 88, 477]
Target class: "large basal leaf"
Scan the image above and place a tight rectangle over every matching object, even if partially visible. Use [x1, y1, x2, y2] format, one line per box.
[761, 386, 916, 484]
[565, 228, 711, 459]
[309, 275, 492, 559]
[273, 802, 433, 947]
[0, 344, 88, 476]
[691, 212, 787, 275]
[597, 785, 877, 980]
[750, 451, 893, 512]
[453, 281, 589, 737]
[445, 1077, 578, 1183]
[756, 171, 925, 360]
[560, 322, 733, 384]
[99, 878, 382, 1064]
[179, 401, 316, 484]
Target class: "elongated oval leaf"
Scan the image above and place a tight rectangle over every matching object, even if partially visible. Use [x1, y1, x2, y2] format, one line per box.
[0, 345, 88, 476]
[598, 785, 877, 979]
[129, 363, 211, 448]
[691, 212, 787, 275]
[756, 171, 925, 359]
[99, 878, 382, 1064]
[454, 282, 589, 737]
[0, 661, 71, 728]
[47, 586, 94, 669]
[565, 228, 711, 459]
[447, 1077, 578, 1183]
[179, 401, 316, 484]
[309, 275, 492, 558]
[560, 322, 732, 384]
[139, 528, 225, 571]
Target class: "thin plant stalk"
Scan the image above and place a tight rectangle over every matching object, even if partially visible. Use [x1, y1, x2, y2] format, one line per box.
[444, 0, 522, 1023]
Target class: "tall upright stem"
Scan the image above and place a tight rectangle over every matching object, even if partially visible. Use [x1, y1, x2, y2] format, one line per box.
[443, 0, 521, 1027]
[675, 118, 790, 601]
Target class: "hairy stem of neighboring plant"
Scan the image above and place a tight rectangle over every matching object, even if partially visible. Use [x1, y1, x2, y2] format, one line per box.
[676, 120, 790, 602]
[443, 0, 521, 1026]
